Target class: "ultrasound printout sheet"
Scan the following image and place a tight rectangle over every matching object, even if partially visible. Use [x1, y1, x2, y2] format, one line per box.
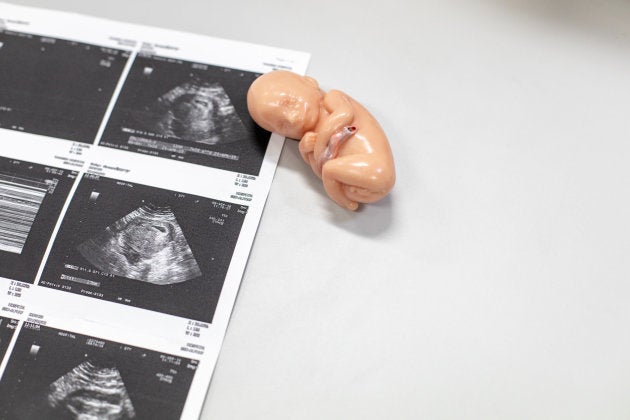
[0, 3, 310, 419]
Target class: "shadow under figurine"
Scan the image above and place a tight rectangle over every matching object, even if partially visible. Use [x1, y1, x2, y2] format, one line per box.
[247, 70, 395, 211]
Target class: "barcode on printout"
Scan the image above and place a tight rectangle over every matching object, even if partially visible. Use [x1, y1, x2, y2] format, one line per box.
[0, 173, 49, 253]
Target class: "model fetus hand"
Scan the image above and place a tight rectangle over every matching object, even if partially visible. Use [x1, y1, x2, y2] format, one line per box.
[247, 70, 395, 211]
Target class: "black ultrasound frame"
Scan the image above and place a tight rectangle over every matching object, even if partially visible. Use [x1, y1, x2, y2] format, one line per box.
[0, 323, 198, 420]
[98, 53, 270, 174]
[0, 30, 129, 143]
[40, 174, 248, 322]
[0, 156, 77, 283]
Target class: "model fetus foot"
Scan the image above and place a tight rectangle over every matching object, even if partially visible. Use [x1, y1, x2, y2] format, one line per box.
[247, 70, 395, 211]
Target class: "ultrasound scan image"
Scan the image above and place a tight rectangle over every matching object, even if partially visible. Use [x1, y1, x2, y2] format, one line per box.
[0, 30, 129, 143]
[0, 156, 77, 283]
[0, 172, 48, 254]
[46, 361, 136, 419]
[99, 54, 270, 174]
[0, 323, 198, 419]
[40, 174, 248, 322]
[77, 204, 202, 285]
[134, 80, 248, 146]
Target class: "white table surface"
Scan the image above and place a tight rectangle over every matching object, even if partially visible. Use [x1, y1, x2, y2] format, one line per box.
[5, 1, 630, 419]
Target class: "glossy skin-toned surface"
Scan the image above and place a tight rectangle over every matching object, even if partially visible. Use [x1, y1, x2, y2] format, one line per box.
[247, 71, 395, 210]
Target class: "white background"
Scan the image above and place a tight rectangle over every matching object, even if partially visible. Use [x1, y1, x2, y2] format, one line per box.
[4, 1, 630, 419]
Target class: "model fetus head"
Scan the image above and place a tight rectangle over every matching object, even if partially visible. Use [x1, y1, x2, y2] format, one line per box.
[247, 71, 323, 139]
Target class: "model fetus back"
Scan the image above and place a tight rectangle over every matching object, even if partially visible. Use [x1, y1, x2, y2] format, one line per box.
[247, 70, 395, 211]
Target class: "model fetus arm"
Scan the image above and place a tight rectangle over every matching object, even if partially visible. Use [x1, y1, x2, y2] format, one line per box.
[299, 90, 354, 171]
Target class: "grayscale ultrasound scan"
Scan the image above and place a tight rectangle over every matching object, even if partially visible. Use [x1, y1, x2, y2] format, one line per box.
[136, 80, 248, 146]
[0, 323, 197, 419]
[0, 156, 77, 283]
[77, 204, 202, 285]
[46, 361, 136, 419]
[99, 54, 269, 174]
[0, 30, 128, 143]
[40, 174, 248, 322]
[0, 172, 48, 255]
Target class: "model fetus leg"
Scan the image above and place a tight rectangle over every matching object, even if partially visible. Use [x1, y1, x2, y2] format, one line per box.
[322, 155, 393, 211]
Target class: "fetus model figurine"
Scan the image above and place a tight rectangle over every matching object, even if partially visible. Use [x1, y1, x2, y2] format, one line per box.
[247, 70, 395, 211]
